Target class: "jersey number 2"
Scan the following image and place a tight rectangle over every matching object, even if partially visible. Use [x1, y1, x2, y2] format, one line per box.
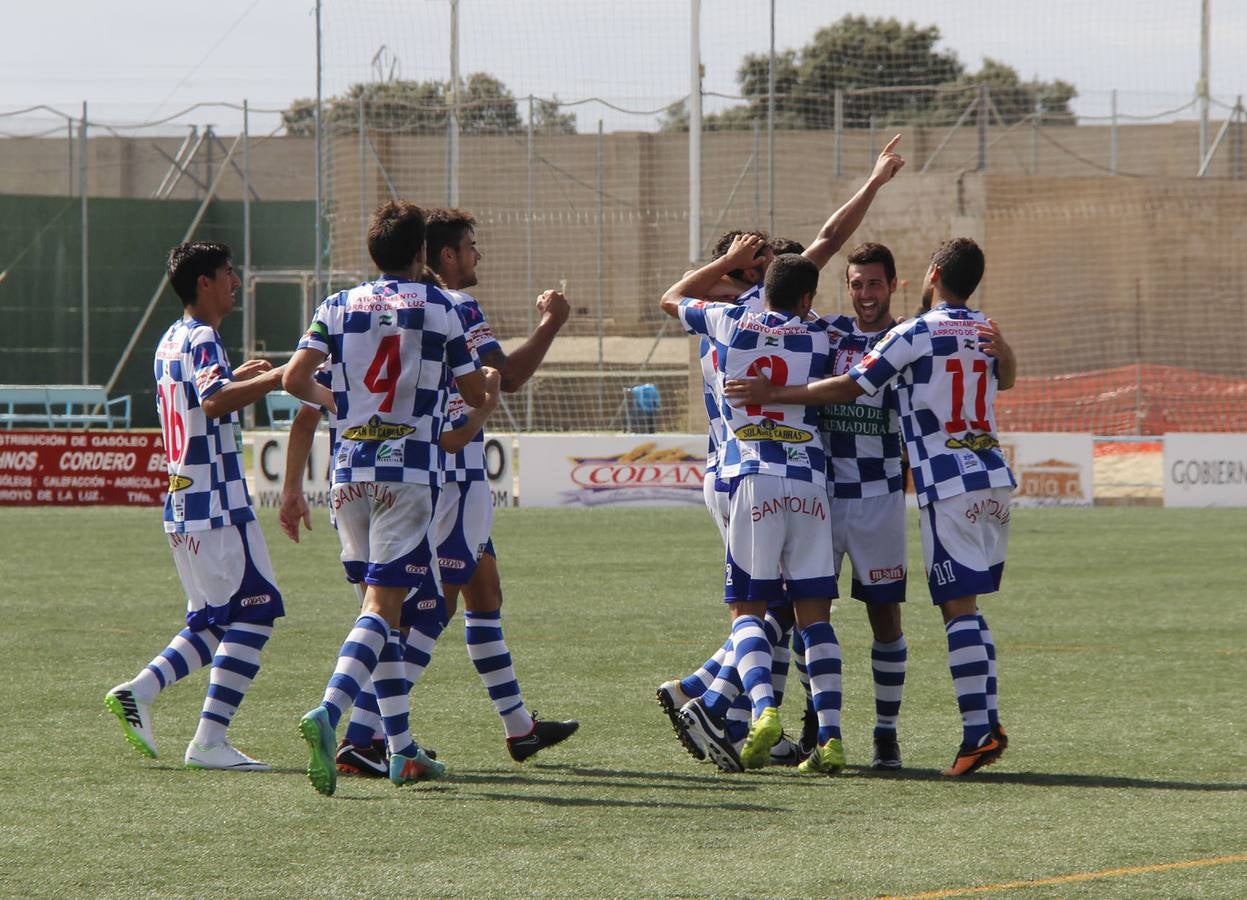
[944, 358, 990, 433]
[745, 355, 789, 421]
[364, 335, 401, 412]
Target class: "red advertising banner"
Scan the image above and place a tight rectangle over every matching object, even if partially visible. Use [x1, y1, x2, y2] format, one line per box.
[0, 430, 166, 506]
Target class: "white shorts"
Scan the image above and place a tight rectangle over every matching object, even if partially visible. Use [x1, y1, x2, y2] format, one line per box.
[919, 486, 1011, 604]
[830, 491, 907, 604]
[725, 474, 837, 605]
[332, 481, 436, 588]
[169, 519, 284, 629]
[703, 471, 730, 546]
[432, 480, 495, 585]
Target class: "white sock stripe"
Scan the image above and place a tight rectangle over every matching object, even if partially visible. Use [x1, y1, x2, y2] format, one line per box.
[945, 618, 979, 635]
[872, 659, 907, 674]
[949, 646, 988, 667]
[479, 668, 519, 689]
[466, 639, 510, 659]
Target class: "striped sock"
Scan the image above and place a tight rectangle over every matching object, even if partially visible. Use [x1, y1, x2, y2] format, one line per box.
[872, 635, 908, 737]
[464, 609, 532, 738]
[345, 683, 382, 747]
[680, 639, 729, 698]
[193, 622, 273, 747]
[801, 621, 843, 743]
[977, 612, 999, 727]
[374, 629, 418, 758]
[770, 623, 792, 708]
[725, 694, 751, 745]
[701, 640, 740, 718]
[733, 615, 775, 719]
[321, 613, 389, 731]
[403, 616, 447, 692]
[130, 625, 225, 702]
[790, 627, 811, 702]
[946, 614, 991, 747]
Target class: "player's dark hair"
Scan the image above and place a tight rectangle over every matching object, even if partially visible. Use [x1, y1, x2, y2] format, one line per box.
[712, 229, 769, 281]
[769, 237, 805, 256]
[764, 253, 819, 313]
[425, 207, 477, 275]
[930, 237, 985, 301]
[167, 241, 232, 305]
[845, 242, 896, 284]
[367, 200, 426, 274]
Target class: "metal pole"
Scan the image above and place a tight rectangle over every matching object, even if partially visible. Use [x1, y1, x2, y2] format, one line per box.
[66, 116, 73, 197]
[752, 120, 761, 221]
[242, 100, 254, 428]
[314, 0, 324, 301]
[80, 101, 89, 384]
[1234, 96, 1244, 180]
[596, 120, 605, 426]
[1199, 0, 1210, 167]
[1031, 107, 1040, 174]
[868, 115, 877, 168]
[359, 93, 367, 273]
[834, 89, 844, 177]
[977, 83, 989, 171]
[526, 95, 535, 431]
[1110, 89, 1118, 176]
[766, 0, 776, 235]
[688, 0, 702, 266]
[448, 0, 460, 206]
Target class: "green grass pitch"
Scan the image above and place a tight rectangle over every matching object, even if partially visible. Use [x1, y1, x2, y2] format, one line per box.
[1, 505, 1244, 897]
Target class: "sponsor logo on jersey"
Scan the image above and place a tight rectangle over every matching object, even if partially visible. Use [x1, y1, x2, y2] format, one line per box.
[342, 416, 416, 442]
[945, 432, 1000, 452]
[376, 443, 404, 465]
[168, 474, 193, 492]
[869, 565, 905, 583]
[466, 326, 495, 351]
[239, 594, 272, 608]
[734, 420, 813, 443]
[194, 365, 223, 394]
[823, 402, 890, 436]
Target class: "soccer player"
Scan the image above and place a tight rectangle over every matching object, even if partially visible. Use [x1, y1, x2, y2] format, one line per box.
[818, 242, 910, 770]
[105, 241, 286, 772]
[286, 200, 486, 796]
[662, 254, 848, 775]
[416, 207, 579, 762]
[726, 237, 1018, 777]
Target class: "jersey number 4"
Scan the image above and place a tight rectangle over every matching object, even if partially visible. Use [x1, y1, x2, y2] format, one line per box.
[944, 358, 990, 433]
[364, 335, 401, 412]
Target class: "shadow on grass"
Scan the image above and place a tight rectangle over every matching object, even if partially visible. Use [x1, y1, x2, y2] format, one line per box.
[446, 767, 756, 793]
[463, 791, 787, 813]
[850, 765, 1247, 791]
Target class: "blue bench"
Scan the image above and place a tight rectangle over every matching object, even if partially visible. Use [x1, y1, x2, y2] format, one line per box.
[0, 385, 132, 430]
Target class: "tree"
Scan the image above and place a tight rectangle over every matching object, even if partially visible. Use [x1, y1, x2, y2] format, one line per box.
[282, 73, 575, 136]
[659, 15, 1075, 131]
[532, 96, 578, 135]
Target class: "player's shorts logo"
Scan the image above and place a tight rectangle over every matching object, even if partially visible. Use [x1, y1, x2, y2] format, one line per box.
[168, 474, 193, 492]
[405, 564, 428, 576]
[868, 565, 905, 583]
[441, 558, 467, 570]
[416, 598, 438, 610]
[944, 432, 1000, 452]
[734, 420, 813, 443]
[239, 594, 272, 608]
[343, 416, 416, 442]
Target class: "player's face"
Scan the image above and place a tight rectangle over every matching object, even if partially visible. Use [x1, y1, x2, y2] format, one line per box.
[200, 262, 240, 317]
[920, 263, 938, 311]
[454, 228, 480, 289]
[742, 246, 775, 285]
[845, 262, 895, 328]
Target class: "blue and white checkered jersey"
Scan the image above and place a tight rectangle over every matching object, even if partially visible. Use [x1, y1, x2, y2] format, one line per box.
[849, 304, 1016, 506]
[819, 314, 904, 499]
[699, 285, 764, 476]
[154, 316, 255, 533]
[679, 298, 830, 486]
[440, 289, 499, 483]
[297, 277, 479, 486]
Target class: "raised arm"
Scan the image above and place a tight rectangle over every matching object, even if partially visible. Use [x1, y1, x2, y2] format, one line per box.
[660, 234, 768, 316]
[486, 291, 569, 393]
[801, 134, 906, 270]
[976, 318, 1017, 390]
[724, 372, 865, 407]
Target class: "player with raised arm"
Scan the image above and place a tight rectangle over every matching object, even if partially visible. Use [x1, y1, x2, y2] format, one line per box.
[418, 207, 579, 762]
[287, 201, 485, 796]
[661, 254, 849, 775]
[818, 242, 910, 770]
[726, 237, 1018, 776]
[105, 241, 286, 772]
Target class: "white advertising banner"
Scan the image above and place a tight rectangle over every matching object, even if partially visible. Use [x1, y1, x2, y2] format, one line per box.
[998, 432, 1094, 507]
[251, 429, 517, 510]
[1163, 433, 1247, 507]
[517, 434, 706, 507]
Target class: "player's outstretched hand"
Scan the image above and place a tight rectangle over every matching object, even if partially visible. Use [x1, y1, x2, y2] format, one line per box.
[870, 134, 906, 186]
[536, 289, 570, 326]
[722, 233, 768, 268]
[723, 376, 773, 407]
[279, 490, 311, 543]
[233, 359, 274, 381]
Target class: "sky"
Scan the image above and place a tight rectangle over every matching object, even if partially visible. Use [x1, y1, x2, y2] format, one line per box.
[2, 1, 1244, 136]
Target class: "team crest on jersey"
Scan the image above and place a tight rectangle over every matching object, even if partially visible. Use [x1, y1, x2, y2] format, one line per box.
[379, 312, 395, 326]
[167, 474, 193, 492]
[734, 420, 813, 443]
[945, 432, 1000, 452]
[342, 416, 416, 442]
